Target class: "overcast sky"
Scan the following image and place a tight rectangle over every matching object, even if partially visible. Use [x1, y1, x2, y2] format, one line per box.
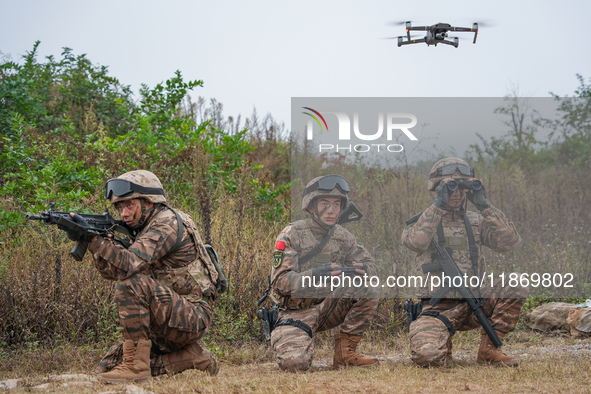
[2, 0, 590, 132]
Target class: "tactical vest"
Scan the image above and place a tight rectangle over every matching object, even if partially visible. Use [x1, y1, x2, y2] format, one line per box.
[146, 208, 219, 304]
[291, 220, 350, 270]
[277, 219, 352, 309]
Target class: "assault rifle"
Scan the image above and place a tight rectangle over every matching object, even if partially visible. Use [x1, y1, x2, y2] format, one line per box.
[421, 237, 503, 348]
[26, 203, 133, 262]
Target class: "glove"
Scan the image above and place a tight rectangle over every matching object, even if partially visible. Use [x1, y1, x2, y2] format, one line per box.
[349, 260, 369, 276]
[434, 181, 452, 210]
[66, 214, 92, 242]
[467, 184, 491, 211]
[311, 263, 339, 279]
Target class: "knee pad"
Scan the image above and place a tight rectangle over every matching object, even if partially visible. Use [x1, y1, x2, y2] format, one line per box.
[410, 316, 449, 367]
[278, 355, 312, 372]
[272, 324, 313, 372]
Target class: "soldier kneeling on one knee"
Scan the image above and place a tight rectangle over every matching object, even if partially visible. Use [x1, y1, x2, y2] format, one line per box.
[403, 158, 527, 368]
[263, 175, 380, 372]
[82, 170, 223, 383]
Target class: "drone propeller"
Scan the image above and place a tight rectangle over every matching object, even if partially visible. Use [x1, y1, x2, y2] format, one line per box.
[386, 20, 413, 26]
[467, 20, 496, 43]
[471, 20, 495, 28]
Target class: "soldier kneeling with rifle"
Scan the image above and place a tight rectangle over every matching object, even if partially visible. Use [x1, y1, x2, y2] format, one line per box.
[402, 158, 528, 367]
[30, 170, 226, 383]
[259, 175, 380, 371]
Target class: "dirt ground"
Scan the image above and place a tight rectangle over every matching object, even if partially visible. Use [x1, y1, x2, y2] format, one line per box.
[1, 330, 590, 393]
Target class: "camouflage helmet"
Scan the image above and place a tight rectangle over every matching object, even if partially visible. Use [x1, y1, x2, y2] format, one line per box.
[105, 170, 167, 204]
[428, 158, 475, 191]
[301, 174, 349, 212]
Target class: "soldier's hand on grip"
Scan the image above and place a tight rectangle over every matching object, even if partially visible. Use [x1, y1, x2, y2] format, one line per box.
[66, 213, 92, 242]
[351, 261, 369, 276]
[434, 180, 452, 210]
[312, 262, 341, 279]
[467, 180, 491, 211]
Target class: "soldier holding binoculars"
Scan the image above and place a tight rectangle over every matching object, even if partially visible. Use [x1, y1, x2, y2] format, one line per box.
[402, 158, 527, 367]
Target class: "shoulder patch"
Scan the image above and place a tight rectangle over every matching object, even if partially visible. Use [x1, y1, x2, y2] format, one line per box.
[273, 251, 284, 269]
[276, 240, 285, 250]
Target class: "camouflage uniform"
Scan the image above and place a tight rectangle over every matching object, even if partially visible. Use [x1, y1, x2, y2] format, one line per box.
[269, 217, 379, 371]
[402, 158, 527, 367]
[91, 171, 218, 376]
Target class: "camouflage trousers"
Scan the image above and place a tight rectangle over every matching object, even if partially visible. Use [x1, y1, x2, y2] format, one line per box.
[98, 273, 213, 374]
[410, 275, 528, 367]
[271, 294, 378, 372]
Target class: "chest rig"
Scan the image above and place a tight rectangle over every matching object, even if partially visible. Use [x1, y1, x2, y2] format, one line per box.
[434, 209, 480, 277]
[292, 220, 346, 272]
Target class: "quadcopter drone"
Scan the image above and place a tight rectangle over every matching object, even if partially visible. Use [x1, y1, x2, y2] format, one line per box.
[394, 22, 479, 48]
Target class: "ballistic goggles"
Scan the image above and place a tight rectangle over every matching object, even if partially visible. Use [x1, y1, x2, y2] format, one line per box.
[104, 179, 165, 199]
[429, 163, 475, 179]
[303, 175, 350, 197]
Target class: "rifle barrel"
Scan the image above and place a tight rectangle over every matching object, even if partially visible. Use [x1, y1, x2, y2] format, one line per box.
[26, 214, 47, 221]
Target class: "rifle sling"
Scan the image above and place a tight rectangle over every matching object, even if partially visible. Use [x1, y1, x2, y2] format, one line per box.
[462, 211, 479, 277]
[168, 208, 184, 256]
[298, 225, 336, 265]
[436, 209, 479, 276]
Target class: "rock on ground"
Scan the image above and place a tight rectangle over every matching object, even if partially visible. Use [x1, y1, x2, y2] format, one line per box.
[525, 302, 575, 332]
[0, 379, 18, 390]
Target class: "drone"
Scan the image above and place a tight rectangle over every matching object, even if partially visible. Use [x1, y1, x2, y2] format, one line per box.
[393, 22, 479, 48]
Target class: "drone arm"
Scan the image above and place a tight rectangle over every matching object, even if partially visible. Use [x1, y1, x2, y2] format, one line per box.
[397, 38, 427, 47]
[448, 23, 478, 44]
[449, 23, 479, 43]
[440, 39, 459, 48]
[449, 26, 475, 32]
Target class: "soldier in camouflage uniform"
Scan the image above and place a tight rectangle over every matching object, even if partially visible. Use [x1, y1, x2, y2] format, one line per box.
[402, 158, 527, 367]
[269, 175, 379, 371]
[85, 170, 219, 383]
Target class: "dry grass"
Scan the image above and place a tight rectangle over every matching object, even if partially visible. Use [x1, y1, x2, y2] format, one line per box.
[1, 330, 590, 393]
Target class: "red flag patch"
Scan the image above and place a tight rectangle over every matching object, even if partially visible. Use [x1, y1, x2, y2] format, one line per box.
[275, 240, 285, 250]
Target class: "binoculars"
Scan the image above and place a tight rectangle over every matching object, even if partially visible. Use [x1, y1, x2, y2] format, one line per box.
[447, 179, 482, 191]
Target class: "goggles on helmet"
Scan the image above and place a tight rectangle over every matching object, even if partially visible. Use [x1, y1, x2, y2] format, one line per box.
[429, 163, 474, 179]
[104, 179, 165, 199]
[303, 175, 350, 197]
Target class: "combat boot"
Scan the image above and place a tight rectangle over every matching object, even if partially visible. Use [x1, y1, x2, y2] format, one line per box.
[333, 333, 379, 368]
[477, 331, 518, 367]
[162, 340, 219, 376]
[97, 339, 152, 384]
